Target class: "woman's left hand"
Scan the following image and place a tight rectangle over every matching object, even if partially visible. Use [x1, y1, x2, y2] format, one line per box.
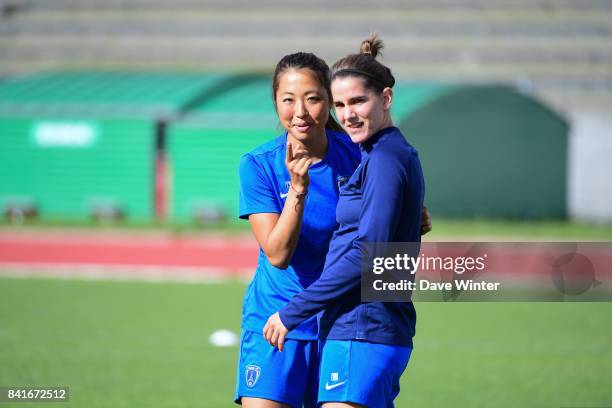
[263, 312, 289, 352]
[421, 205, 432, 235]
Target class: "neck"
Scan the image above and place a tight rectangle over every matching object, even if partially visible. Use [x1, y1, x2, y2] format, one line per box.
[367, 117, 394, 142]
[381, 114, 393, 130]
[287, 130, 328, 162]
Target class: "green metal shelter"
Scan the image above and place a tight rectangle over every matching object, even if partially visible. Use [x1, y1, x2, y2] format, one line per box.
[392, 83, 569, 219]
[0, 72, 569, 224]
[167, 75, 278, 223]
[0, 72, 227, 221]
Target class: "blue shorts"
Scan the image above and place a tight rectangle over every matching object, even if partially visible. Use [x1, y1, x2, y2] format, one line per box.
[318, 340, 412, 408]
[234, 330, 319, 408]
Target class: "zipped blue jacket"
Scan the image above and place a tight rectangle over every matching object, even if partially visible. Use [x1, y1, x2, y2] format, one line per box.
[279, 126, 425, 347]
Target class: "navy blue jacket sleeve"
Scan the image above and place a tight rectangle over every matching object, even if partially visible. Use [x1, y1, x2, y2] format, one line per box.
[278, 149, 407, 330]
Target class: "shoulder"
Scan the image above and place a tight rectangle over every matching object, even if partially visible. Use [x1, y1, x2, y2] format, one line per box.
[243, 133, 285, 161]
[373, 128, 418, 160]
[328, 129, 360, 157]
[240, 133, 285, 169]
[367, 128, 420, 175]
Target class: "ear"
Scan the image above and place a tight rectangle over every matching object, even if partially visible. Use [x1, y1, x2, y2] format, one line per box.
[382, 87, 393, 111]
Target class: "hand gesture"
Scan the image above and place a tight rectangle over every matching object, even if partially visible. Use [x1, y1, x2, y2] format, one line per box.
[263, 312, 289, 352]
[285, 142, 312, 194]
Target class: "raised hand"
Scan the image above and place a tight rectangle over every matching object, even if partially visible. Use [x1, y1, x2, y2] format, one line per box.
[285, 142, 312, 194]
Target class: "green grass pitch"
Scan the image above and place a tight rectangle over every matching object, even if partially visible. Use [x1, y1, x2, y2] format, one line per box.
[1, 277, 611, 407]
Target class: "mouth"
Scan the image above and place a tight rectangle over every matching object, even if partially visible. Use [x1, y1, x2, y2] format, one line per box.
[345, 122, 364, 130]
[294, 123, 313, 133]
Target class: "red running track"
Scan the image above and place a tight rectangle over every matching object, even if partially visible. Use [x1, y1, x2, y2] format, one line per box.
[0, 230, 259, 280]
[2, 231, 612, 285]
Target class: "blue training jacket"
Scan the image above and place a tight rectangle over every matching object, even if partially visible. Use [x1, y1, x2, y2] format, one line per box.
[279, 126, 425, 347]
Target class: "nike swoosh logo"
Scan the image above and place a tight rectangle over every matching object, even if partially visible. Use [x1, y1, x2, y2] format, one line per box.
[325, 381, 346, 391]
[280, 192, 289, 199]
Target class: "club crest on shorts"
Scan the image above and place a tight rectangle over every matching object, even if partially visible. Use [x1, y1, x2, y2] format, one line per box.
[245, 365, 261, 388]
[337, 175, 349, 188]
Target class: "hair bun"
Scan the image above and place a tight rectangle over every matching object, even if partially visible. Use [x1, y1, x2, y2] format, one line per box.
[360, 33, 384, 59]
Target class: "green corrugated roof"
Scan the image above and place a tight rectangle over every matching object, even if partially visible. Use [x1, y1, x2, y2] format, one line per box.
[181, 75, 277, 128]
[0, 72, 228, 118]
[0, 72, 459, 125]
[193, 75, 274, 114]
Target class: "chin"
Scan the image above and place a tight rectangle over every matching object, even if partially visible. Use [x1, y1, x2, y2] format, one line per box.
[288, 129, 310, 140]
[290, 127, 323, 142]
[347, 130, 370, 145]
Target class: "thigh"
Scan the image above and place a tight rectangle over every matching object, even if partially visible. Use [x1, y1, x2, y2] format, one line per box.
[242, 397, 292, 408]
[318, 340, 412, 408]
[235, 331, 318, 408]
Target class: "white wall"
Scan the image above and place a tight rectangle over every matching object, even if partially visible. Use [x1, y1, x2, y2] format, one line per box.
[568, 111, 612, 223]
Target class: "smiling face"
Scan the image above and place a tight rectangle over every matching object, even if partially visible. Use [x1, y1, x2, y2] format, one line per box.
[275, 68, 330, 143]
[331, 76, 393, 144]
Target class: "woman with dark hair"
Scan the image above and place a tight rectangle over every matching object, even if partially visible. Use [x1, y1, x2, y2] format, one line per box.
[264, 35, 425, 408]
[234, 52, 362, 408]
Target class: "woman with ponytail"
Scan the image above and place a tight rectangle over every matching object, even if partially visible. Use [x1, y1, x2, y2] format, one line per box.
[264, 35, 425, 407]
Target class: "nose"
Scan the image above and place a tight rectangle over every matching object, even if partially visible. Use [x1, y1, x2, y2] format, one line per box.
[342, 105, 356, 122]
[294, 100, 308, 118]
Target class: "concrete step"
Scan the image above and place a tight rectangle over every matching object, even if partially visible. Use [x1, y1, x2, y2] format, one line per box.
[22, 0, 612, 11]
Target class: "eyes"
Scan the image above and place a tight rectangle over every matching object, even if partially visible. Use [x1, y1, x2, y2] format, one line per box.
[280, 96, 323, 104]
[333, 97, 367, 108]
